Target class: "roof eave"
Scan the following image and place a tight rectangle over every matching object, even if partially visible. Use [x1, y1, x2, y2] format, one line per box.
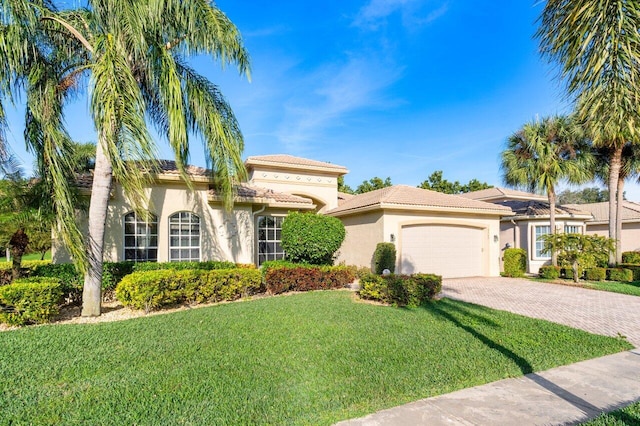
[245, 159, 348, 175]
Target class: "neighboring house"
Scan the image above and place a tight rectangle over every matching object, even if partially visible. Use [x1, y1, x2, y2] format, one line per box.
[53, 154, 514, 279]
[563, 202, 640, 252]
[326, 185, 511, 278]
[461, 187, 640, 273]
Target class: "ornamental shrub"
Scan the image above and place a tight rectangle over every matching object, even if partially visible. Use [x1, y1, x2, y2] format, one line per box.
[563, 267, 584, 281]
[132, 260, 235, 272]
[539, 265, 560, 279]
[585, 268, 606, 282]
[281, 212, 345, 265]
[619, 264, 640, 281]
[0, 277, 63, 325]
[116, 268, 261, 312]
[264, 265, 354, 294]
[607, 268, 633, 283]
[503, 248, 527, 277]
[359, 273, 441, 307]
[622, 252, 640, 265]
[373, 242, 396, 274]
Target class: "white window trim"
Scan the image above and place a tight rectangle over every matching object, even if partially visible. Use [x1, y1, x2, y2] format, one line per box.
[123, 211, 159, 262]
[256, 215, 286, 265]
[168, 211, 202, 262]
[532, 224, 551, 261]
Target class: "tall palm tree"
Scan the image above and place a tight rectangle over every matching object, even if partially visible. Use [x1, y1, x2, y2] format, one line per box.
[1, 1, 250, 316]
[593, 143, 640, 263]
[501, 115, 592, 266]
[537, 0, 640, 265]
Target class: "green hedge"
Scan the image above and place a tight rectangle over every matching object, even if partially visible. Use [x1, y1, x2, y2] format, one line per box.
[0, 277, 63, 325]
[116, 268, 262, 312]
[503, 248, 527, 277]
[539, 265, 560, 279]
[131, 261, 236, 272]
[281, 212, 345, 265]
[607, 268, 633, 283]
[562, 267, 584, 281]
[373, 243, 396, 275]
[619, 264, 640, 281]
[621, 252, 640, 265]
[264, 265, 354, 294]
[359, 273, 442, 307]
[0, 259, 51, 272]
[585, 267, 606, 281]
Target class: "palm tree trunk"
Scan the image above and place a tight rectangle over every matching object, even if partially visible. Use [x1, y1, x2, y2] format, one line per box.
[81, 140, 112, 317]
[9, 228, 28, 280]
[549, 188, 557, 266]
[616, 176, 624, 264]
[608, 146, 623, 266]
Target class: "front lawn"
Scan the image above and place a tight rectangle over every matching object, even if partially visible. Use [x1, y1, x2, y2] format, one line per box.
[0, 291, 631, 425]
[535, 277, 640, 297]
[583, 400, 640, 425]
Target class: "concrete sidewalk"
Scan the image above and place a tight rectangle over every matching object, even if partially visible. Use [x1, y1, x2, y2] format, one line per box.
[336, 349, 640, 425]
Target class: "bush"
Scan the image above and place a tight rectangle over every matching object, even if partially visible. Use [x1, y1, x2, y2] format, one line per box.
[503, 248, 527, 277]
[359, 273, 442, 307]
[116, 268, 262, 312]
[0, 260, 51, 272]
[343, 264, 372, 280]
[585, 267, 606, 281]
[619, 264, 640, 281]
[264, 265, 354, 294]
[373, 243, 396, 274]
[562, 267, 584, 281]
[281, 212, 345, 265]
[0, 277, 63, 325]
[132, 261, 236, 272]
[539, 265, 560, 279]
[607, 268, 633, 283]
[622, 252, 640, 265]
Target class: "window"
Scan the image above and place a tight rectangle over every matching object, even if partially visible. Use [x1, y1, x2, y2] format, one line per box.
[124, 212, 158, 262]
[534, 225, 551, 259]
[257, 216, 284, 265]
[564, 225, 582, 234]
[169, 212, 200, 262]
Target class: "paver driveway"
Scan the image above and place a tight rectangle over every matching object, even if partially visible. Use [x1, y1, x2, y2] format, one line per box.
[442, 277, 640, 348]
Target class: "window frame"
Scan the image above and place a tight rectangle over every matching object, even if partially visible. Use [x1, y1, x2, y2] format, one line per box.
[123, 211, 158, 262]
[256, 215, 285, 265]
[168, 211, 201, 262]
[564, 225, 583, 234]
[533, 225, 551, 260]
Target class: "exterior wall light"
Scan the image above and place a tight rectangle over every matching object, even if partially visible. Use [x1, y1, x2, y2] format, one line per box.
[390, 233, 395, 243]
[494, 234, 499, 243]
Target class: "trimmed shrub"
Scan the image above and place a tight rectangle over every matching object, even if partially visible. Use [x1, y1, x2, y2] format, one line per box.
[343, 264, 372, 280]
[503, 248, 527, 277]
[116, 268, 262, 312]
[31, 263, 83, 303]
[585, 267, 606, 282]
[607, 268, 633, 283]
[264, 265, 354, 294]
[622, 251, 640, 265]
[563, 267, 584, 281]
[359, 273, 442, 307]
[0, 260, 51, 272]
[132, 260, 236, 272]
[539, 265, 560, 280]
[619, 264, 640, 282]
[0, 277, 63, 325]
[373, 243, 396, 274]
[281, 212, 345, 265]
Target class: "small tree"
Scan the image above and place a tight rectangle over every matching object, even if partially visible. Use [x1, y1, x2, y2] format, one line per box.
[373, 242, 396, 274]
[541, 233, 614, 283]
[281, 212, 345, 265]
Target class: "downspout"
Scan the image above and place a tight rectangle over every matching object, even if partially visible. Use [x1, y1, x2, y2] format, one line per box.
[510, 219, 518, 248]
[252, 204, 267, 266]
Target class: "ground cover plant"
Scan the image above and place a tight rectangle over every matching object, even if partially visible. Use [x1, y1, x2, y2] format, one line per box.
[582, 400, 640, 425]
[0, 291, 631, 425]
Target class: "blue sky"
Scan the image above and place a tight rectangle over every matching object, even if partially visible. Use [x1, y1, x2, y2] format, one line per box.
[6, 0, 640, 200]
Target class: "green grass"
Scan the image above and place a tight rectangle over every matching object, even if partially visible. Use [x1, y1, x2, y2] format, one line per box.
[0, 251, 51, 262]
[0, 291, 632, 425]
[534, 277, 640, 297]
[583, 400, 640, 425]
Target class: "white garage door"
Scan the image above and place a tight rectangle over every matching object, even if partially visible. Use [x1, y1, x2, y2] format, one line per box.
[400, 224, 485, 278]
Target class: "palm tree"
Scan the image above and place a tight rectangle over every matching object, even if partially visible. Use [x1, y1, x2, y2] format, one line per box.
[501, 115, 592, 266]
[593, 144, 640, 263]
[1, 1, 250, 316]
[537, 0, 640, 265]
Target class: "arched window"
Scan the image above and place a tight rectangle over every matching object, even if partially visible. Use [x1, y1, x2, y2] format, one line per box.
[123, 212, 158, 262]
[169, 212, 200, 262]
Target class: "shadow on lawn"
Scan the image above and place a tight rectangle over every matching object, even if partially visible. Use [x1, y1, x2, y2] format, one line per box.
[426, 299, 602, 416]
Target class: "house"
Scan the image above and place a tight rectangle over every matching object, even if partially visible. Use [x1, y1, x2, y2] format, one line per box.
[462, 187, 640, 273]
[53, 154, 513, 278]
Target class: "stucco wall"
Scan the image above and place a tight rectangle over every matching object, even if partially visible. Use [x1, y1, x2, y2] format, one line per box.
[585, 223, 640, 252]
[333, 211, 384, 269]
[52, 182, 256, 264]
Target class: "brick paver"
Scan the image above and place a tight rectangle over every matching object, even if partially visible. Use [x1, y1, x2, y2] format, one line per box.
[442, 277, 640, 348]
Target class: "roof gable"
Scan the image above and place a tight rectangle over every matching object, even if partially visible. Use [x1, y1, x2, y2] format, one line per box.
[245, 154, 348, 175]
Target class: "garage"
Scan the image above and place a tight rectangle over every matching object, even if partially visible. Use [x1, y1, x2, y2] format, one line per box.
[400, 224, 485, 278]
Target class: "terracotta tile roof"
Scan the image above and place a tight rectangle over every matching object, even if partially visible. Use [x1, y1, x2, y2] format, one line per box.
[563, 202, 640, 223]
[326, 185, 512, 215]
[155, 160, 209, 176]
[245, 154, 348, 173]
[337, 191, 355, 205]
[461, 187, 547, 201]
[495, 200, 592, 217]
[209, 183, 313, 205]
[75, 174, 93, 189]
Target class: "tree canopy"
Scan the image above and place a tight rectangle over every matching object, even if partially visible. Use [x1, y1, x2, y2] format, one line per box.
[418, 171, 492, 194]
[355, 176, 392, 194]
[556, 187, 610, 204]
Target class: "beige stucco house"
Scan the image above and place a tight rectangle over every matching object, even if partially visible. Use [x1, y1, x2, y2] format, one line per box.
[462, 187, 640, 273]
[54, 154, 514, 278]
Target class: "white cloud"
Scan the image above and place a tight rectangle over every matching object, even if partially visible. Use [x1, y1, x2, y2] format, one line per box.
[353, 0, 448, 30]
